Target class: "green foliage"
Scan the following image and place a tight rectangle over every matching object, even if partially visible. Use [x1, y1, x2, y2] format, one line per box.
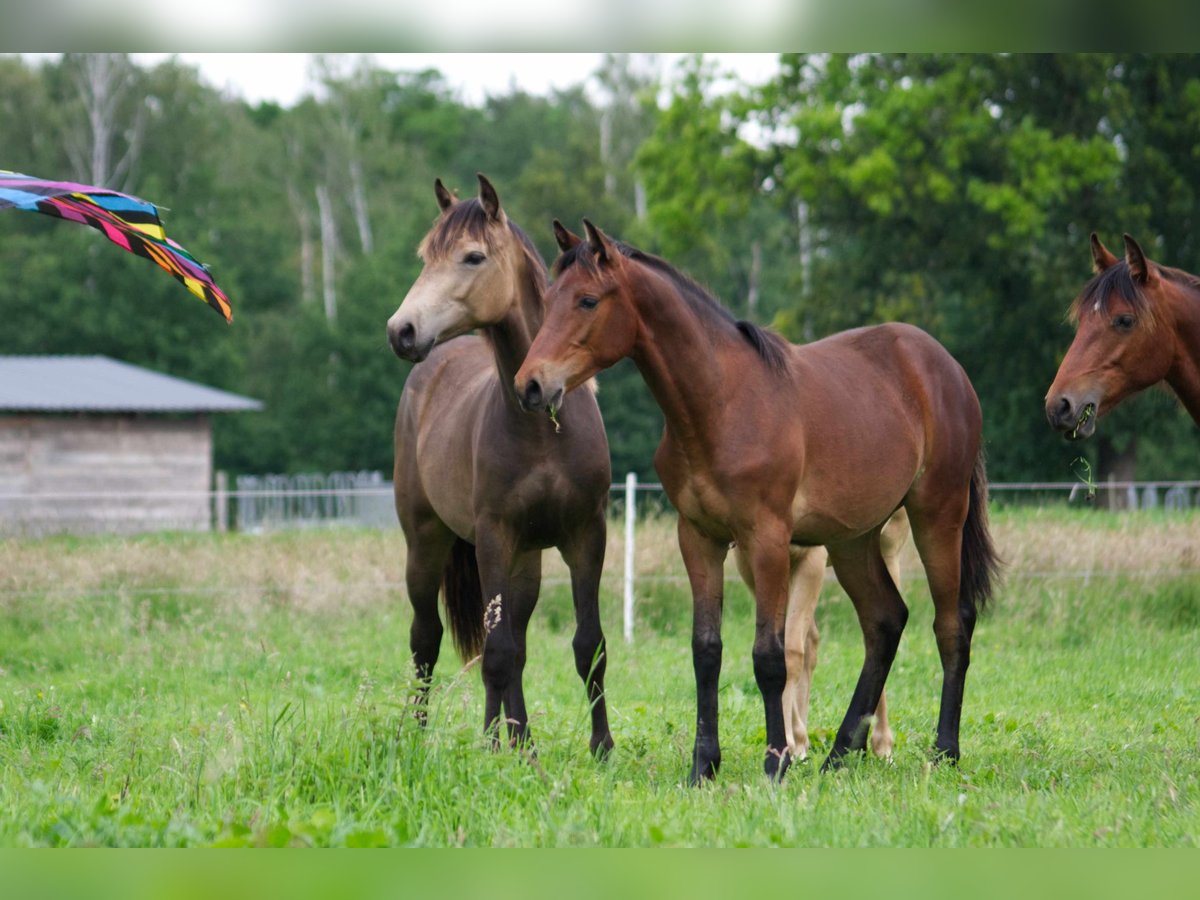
[0, 54, 643, 478]
[752, 53, 1200, 482]
[3, 53, 1199, 484]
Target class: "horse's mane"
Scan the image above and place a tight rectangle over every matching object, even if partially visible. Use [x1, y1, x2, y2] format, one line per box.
[419, 198, 548, 300]
[554, 239, 789, 373]
[1070, 258, 1200, 328]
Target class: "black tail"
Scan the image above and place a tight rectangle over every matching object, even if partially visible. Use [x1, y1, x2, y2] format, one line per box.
[960, 451, 1001, 618]
[442, 538, 485, 662]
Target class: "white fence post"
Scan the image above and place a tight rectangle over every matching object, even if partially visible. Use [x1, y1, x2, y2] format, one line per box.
[624, 472, 637, 644]
[214, 470, 228, 533]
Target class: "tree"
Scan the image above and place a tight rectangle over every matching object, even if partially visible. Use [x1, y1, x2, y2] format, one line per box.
[756, 53, 1197, 482]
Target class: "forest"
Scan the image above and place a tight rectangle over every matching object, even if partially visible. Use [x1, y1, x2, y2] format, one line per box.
[1, 53, 1197, 486]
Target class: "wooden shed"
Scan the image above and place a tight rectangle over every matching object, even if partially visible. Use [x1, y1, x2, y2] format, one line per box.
[0, 355, 260, 535]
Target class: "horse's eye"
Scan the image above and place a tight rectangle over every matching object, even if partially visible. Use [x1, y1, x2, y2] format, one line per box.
[579, 295, 599, 310]
[1112, 314, 1136, 332]
[464, 251, 486, 265]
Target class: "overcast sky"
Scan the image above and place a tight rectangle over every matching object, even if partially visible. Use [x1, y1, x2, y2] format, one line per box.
[123, 53, 782, 107]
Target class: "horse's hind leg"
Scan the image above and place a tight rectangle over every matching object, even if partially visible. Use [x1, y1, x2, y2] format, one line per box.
[561, 513, 613, 758]
[870, 508, 911, 758]
[907, 503, 972, 763]
[823, 529, 908, 770]
[402, 515, 456, 722]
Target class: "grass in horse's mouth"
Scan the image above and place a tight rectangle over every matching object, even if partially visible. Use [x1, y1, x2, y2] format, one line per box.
[548, 403, 562, 433]
[1071, 403, 1095, 439]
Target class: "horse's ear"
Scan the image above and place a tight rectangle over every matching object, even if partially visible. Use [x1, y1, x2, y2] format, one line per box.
[582, 219, 613, 264]
[434, 178, 457, 213]
[477, 173, 505, 222]
[1123, 233, 1155, 283]
[1090, 233, 1118, 273]
[552, 219, 582, 252]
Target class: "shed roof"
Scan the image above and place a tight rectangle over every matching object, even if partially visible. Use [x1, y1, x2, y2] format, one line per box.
[0, 355, 262, 413]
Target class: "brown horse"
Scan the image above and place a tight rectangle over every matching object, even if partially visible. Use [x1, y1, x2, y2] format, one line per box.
[386, 177, 613, 755]
[1046, 233, 1200, 438]
[515, 221, 998, 781]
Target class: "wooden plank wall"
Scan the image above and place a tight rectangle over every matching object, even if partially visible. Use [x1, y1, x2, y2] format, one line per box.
[0, 414, 212, 535]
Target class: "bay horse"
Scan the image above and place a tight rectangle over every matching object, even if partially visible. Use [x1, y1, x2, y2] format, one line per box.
[386, 176, 613, 756]
[515, 221, 998, 781]
[1046, 233, 1200, 438]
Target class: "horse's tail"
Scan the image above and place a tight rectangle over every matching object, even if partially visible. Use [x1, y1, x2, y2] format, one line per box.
[442, 538, 486, 662]
[960, 450, 1001, 620]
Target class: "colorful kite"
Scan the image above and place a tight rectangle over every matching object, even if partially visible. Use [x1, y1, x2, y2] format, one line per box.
[0, 169, 233, 322]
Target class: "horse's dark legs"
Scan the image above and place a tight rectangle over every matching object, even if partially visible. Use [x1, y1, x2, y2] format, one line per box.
[677, 518, 728, 785]
[500, 550, 541, 748]
[824, 531, 908, 770]
[742, 528, 794, 781]
[473, 522, 522, 748]
[909, 517, 971, 762]
[561, 514, 613, 758]
[402, 516, 455, 722]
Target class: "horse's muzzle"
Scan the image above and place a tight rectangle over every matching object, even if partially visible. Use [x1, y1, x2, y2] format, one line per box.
[1045, 394, 1098, 440]
[388, 321, 432, 363]
[516, 376, 562, 414]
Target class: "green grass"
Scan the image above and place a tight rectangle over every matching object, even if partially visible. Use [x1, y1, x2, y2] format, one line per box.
[1, 513, 1199, 846]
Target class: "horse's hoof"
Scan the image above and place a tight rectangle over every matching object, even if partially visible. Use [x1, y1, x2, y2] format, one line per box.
[591, 734, 615, 760]
[764, 748, 792, 782]
[688, 757, 720, 786]
[820, 750, 848, 773]
[931, 745, 960, 766]
[871, 735, 895, 759]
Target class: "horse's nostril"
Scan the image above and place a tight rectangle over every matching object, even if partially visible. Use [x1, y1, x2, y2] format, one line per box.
[525, 379, 543, 407]
[1057, 396, 1072, 416]
[397, 323, 416, 350]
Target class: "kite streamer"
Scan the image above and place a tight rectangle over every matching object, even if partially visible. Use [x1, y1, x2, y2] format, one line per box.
[0, 169, 232, 322]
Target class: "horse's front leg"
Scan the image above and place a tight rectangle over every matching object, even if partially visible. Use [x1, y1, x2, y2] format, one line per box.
[560, 512, 613, 758]
[870, 508, 911, 758]
[473, 521, 523, 749]
[677, 517, 729, 785]
[741, 521, 794, 781]
[401, 515, 455, 724]
[736, 543, 825, 762]
[500, 550, 541, 750]
[782, 545, 826, 761]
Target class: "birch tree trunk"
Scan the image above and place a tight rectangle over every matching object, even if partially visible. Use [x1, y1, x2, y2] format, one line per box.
[63, 53, 145, 190]
[315, 183, 339, 322]
[348, 158, 373, 255]
[286, 181, 316, 307]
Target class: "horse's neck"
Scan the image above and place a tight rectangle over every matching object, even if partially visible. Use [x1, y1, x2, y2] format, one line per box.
[484, 258, 545, 404]
[629, 272, 744, 452]
[1166, 286, 1200, 423]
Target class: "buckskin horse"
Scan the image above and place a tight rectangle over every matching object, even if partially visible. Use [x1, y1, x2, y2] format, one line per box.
[1046, 233, 1200, 438]
[515, 221, 998, 781]
[386, 177, 613, 755]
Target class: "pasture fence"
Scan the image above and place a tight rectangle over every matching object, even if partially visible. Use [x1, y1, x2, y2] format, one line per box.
[3, 472, 1200, 645]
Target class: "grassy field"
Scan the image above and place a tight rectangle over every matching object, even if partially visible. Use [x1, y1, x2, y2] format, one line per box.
[1, 506, 1199, 847]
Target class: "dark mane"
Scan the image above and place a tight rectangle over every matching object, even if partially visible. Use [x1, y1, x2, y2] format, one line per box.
[1069, 258, 1200, 328]
[554, 238, 788, 373]
[420, 198, 547, 298]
